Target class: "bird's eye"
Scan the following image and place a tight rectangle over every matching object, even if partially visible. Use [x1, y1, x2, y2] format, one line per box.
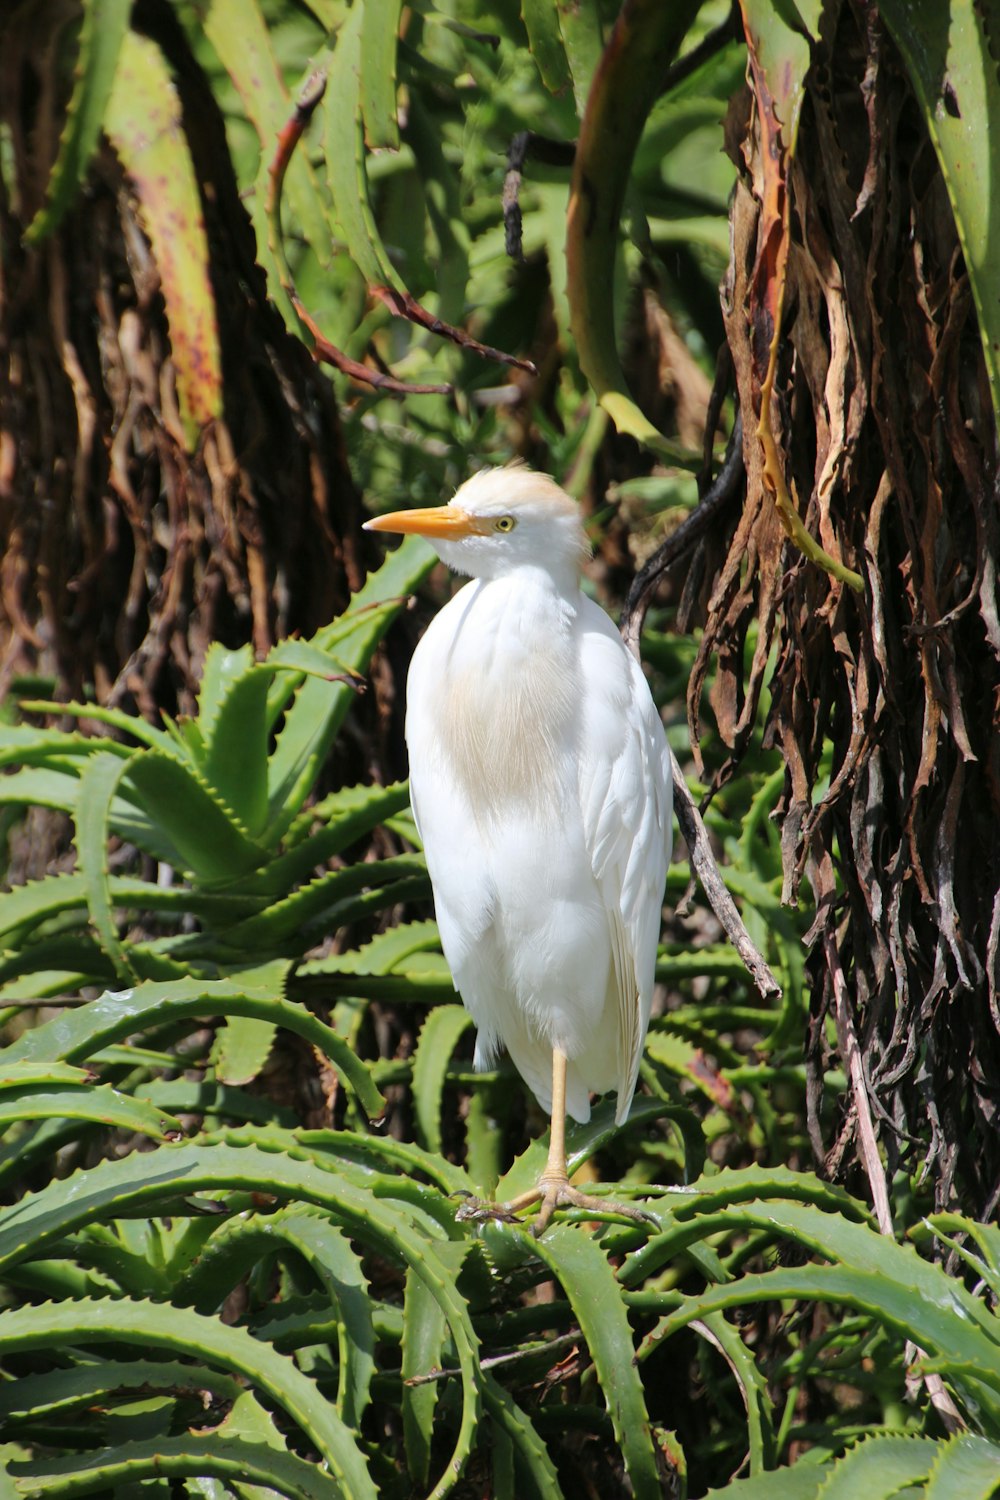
[493, 515, 517, 533]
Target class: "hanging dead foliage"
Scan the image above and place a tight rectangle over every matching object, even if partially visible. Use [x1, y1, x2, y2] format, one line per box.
[0, 1, 363, 720]
[698, 1, 1000, 1216]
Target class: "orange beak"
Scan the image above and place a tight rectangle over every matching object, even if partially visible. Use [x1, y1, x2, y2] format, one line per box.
[363, 505, 481, 540]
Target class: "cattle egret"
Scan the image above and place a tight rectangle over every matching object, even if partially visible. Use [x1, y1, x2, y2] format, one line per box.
[364, 467, 672, 1230]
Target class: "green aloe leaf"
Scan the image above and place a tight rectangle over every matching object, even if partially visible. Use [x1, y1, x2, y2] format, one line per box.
[528, 1224, 661, 1500]
[401, 1265, 447, 1487]
[197, 0, 331, 264]
[703, 1467, 824, 1500]
[566, 0, 704, 454]
[646, 1260, 1000, 1424]
[0, 1358, 243, 1421]
[299, 1126, 474, 1197]
[135, 1079, 297, 1128]
[0, 1297, 372, 1493]
[201, 668, 272, 839]
[813, 1433, 937, 1498]
[481, 1372, 563, 1498]
[0, 1082, 180, 1140]
[209, 1015, 275, 1087]
[0, 1141, 481, 1500]
[0, 766, 91, 819]
[522, 0, 573, 95]
[8, 1431, 345, 1499]
[122, 752, 265, 885]
[1, 969, 385, 1121]
[361, 0, 404, 148]
[324, 2, 407, 292]
[264, 535, 435, 835]
[923, 1433, 1000, 1500]
[174, 1207, 375, 1432]
[74, 751, 135, 980]
[23, 0, 132, 245]
[411, 1004, 473, 1156]
[689, 1310, 774, 1473]
[103, 32, 222, 448]
[0, 872, 262, 953]
[278, 780, 411, 875]
[219, 853, 427, 950]
[12, 702, 171, 753]
[195, 642, 254, 736]
[557, 0, 604, 116]
[0, 1062, 90, 1089]
[879, 0, 1000, 432]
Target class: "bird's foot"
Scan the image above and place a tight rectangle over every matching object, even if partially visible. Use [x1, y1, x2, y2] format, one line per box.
[454, 1176, 656, 1237]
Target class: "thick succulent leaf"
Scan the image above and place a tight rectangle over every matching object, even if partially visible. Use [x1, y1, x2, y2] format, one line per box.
[0, 873, 262, 952]
[135, 1079, 297, 1128]
[522, 0, 573, 95]
[0, 1297, 371, 1492]
[103, 32, 221, 448]
[274, 1212, 376, 1432]
[324, 6, 404, 291]
[879, 0, 1000, 432]
[197, 0, 331, 264]
[278, 780, 410, 874]
[922, 1212, 1000, 1302]
[209, 1016, 275, 1087]
[401, 1265, 447, 1487]
[173, 1208, 375, 1432]
[923, 1434, 1000, 1500]
[13, 701, 171, 753]
[299, 1126, 474, 1197]
[195, 642, 254, 740]
[314, 918, 442, 974]
[527, 1224, 662, 1500]
[410, 1004, 473, 1156]
[480, 1372, 563, 1499]
[687, 1309, 775, 1473]
[0, 766, 91, 817]
[0, 1141, 482, 1500]
[264, 535, 435, 835]
[557, 0, 605, 116]
[813, 1434, 937, 1499]
[361, 0, 403, 148]
[122, 752, 266, 885]
[0, 1359, 243, 1421]
[23, 0, 132, 245]
[73, 751, 135, 980]
[618, 1164, 870, 1286]
[219, 853, 427, 950]
[0, 968, 384, 1121]
[201, 668, 272, 839]
[10, 1430, 346, 1498]
[645, 1259, 1000, 1425]
[0, 1061, 90, 1090]
[0, 714, 141, 762]
[0, 1083, 181, 1140]
[295, 967, 454, 1006]
[703, 1468, 824, 1500]
[566, 0, 704, 453]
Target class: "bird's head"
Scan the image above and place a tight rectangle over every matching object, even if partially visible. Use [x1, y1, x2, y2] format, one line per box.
[363, 466, 590, 583]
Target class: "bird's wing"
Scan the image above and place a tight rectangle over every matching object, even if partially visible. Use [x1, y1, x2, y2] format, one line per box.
[577, 609, 672, 1120]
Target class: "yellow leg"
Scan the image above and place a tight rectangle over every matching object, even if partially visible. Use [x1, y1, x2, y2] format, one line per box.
[456, 1048, 655, 1236]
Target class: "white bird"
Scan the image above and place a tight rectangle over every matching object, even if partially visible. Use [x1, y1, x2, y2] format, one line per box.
[364, 467, 672, 1230]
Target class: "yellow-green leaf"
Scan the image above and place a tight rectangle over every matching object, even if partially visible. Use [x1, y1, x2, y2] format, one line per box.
[104, 32, 221, 449]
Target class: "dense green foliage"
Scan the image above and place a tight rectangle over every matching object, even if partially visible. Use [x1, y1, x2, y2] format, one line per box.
[1, 1, 999, 1497]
